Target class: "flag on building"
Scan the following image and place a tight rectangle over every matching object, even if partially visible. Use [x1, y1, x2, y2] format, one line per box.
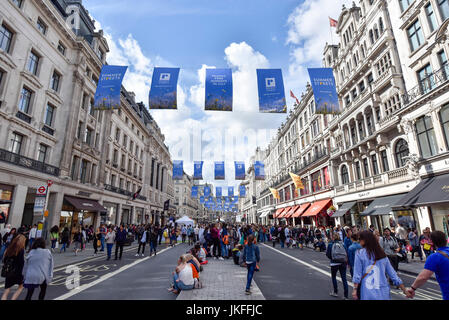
[290, 90, 300, 105]
[289, 172, 305, 190]
[269, 188, 280, 200]
[329, 17, 338, 28]
[132, 186, 142, 200]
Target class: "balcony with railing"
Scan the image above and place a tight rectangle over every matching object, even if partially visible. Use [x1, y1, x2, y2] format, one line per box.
[104, 184, 147, 201]
[0, 148, 59, 176]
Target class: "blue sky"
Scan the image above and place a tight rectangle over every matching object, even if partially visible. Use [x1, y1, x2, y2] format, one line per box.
[85, 0, 351, 189]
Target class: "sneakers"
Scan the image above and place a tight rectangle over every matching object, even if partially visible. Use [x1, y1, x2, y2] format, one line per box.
[218, 257, 224, 261]
[245, 289, 251, 295]
[141, 254, 144, 257]
[329, 292, 338, 297]
[135, 254, 140, 257]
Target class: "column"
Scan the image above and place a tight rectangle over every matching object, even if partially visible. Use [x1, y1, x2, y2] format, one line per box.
[130, 206, 135, 224]
[116, 203, 122, 226]
[8, 185, 28, 228]
[363, 113, 370, 136]
[46, 191, 64, 232]
[355, 119, 362, 143]
[431, 108, 447, 153]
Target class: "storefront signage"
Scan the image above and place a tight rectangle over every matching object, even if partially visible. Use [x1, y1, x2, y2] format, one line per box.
[77, 191, 91, 197]
[358, 192, 370, 198]
[442, 185, 449, 194]
[33, 195, 46, 216]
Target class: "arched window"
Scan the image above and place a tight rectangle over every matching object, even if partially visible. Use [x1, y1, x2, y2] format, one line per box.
[341, 165, 350, 185]
[395, 139, 409, 167]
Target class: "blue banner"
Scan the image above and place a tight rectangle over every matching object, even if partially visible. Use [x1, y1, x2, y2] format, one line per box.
[235, 161, 246, 180]
[204, 186, 211, 198]
[308, 68, 340, 115]
[216, 187, 222, 198]
[94, 65, 127, 110]
[228, 187, 234, 197]
[193, 161, 203, 180]
[149, 67, 180, 109]
[200, 196, 205, 204]
[225, 196, 230, 203]
[205, 68, 233, 111]
[215, 161, 225, 180]
[191, 186, 198, 198]
[257, 69, 286, 113]
[173, 160, 183, 180]
[233, 196, 239, 204]
[255, 161, 265, 180]
[239, 185, 246, 197]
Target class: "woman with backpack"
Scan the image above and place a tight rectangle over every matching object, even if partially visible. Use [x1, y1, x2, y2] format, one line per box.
[242, 235, 260, 295]
[59, 227, 69, 253]
[352, 231, 410, 300]
[326, 233, 349, 299]
[1, 234, 26, 300]
[23, 238, 54, 300]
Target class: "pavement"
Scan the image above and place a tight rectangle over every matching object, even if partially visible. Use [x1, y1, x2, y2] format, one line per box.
[177, 258, 265, 301]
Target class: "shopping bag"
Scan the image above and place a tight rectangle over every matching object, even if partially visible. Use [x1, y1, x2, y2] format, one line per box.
[55, 241, 59, 249]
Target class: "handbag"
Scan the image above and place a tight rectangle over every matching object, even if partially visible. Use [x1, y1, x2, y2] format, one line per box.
[357, 260, 377, 300]
[423, 243, 431, 251]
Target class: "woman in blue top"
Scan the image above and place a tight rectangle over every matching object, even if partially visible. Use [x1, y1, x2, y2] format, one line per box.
[352, 231, 410, 300]
[242, 235, 260, 295]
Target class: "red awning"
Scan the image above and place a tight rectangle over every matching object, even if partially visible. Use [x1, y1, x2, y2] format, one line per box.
[284, 205, 300, 218]
[279, 206, 293, 218]
[291, 203, 310, 218]
[301, 199, 332, 217]
[274, 208, 285, 218]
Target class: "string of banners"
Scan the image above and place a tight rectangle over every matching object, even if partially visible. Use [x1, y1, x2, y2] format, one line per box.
[190, 185, 245, 213]
[93, 66, 340, 115]
[172, 161, 265, 181]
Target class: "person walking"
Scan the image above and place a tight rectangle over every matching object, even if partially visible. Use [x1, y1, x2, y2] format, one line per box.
[23, 238, 54, 300]
[136, 226, 148, 257]
[92, 227, 100, 256]
[99, 224, 107, 252]
[73, 227, 82, 256]
[420, 228, 434, 258]
[348, 233, 362, 278]
[407, 231, 449, 300]
[210, 224, 221, 259]
[326, 233, 349, 299]
[1, 228, 17, 260]
[115, 225, 127, 260]
[27, 224, 37, 252]
[279, 226, 286, 249]
[181, 225, 187, 243]
[149, 226, 158, 256]
[105, 227, 115, 260]
[1, 235, 26, 300]
[352, 231, 410, 300]
[242, 235, 260, 295]
[49, 226, 59, 253]
[408, 228, 423, 261]
[379, 228, 400, 273]
[59, 227, 69, 253]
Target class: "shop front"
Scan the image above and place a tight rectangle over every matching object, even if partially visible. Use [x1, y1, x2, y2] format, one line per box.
[360, 194, 408, 231]
[102, 202, 118, 226]
[331, 201, 356, 227]
[121, 206, 132, 225]
[60, 196, 107, 237]
[135, 207, 144, 225]
[291, 203, 310, 226]
[0, 184, 13, 225]
[300, 199, 333, 227]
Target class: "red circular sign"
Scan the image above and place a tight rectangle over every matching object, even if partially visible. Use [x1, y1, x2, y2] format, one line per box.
[38, 186, 46, 194]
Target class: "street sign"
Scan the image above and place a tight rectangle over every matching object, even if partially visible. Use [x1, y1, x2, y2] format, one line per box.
[36, 185, 47, 196]
[33, 195, 46, 216]
[47, 180, 53, 187]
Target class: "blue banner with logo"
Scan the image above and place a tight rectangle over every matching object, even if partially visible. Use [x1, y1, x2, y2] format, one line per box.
[228, 187, 234, 197]
[200, 196, 205, 204]
[191, 186, 198, 198]
[308, 68, 340, 115]
[193, 161, 203, 180]
[257, 69, 286, 113]
[235, 161, 245, 180]
[216, 187, 222, 198]
[205, 68, 233, 111]
[149, 67, 180, 110]
[255, 161, 265, 180]
[173, 160, 183, 180]
[204, 186, 211, 198]
[94, 65, 127, 110]
[215, 161, 225, 180]
[239, 185, 246, 198]
[233, 196, 239, 204]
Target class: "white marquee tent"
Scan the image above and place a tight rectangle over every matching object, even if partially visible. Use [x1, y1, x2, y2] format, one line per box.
[175, 215, 194, 226]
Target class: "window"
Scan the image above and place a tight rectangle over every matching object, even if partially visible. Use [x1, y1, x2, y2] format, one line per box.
[0, 24, 13, 53]
[400, 0, 413, 12]
[440, 104, 449, 148]
[50, 71, 60, 92]
[416, 116, 438, 158]
[352, 88, 358, 99]
[10, 132, 23, 154]
[312, 171, 321, 192]
[19, 87, 32, 113]
[381, 150, 390, 172]
[115, 128, 120, 141]
[111, 174, 116, 186]
[76, 122, 83, 139]
[395, 139, 409, 167]
[27, 51, 40, 75]
[369, 30, 374, 44]
[123, 135, 127, 148]
[438, 0, 449, 20]
[425, 3, 438, 33]
[379, 18, 384, 33]
[359, 81, 366, 93]
[371, 154, 379, 175]
[407, 20, 425, 52]
[89, 98, 95, 116]
[84, 128, 93, 145]
[341, 165, 349, 184]
[44, 104, 55, 126]
[57, 42, 66, 56]
[367, 73, 374, 85]
[355, 161, 362, 180]
[345, 95, 351, 107]
[418, 64, 435, 94]
[384, 93, 402, 116]
[113, 149, 118, 163]
[12, 0, 23, 8]
[375, 52, 392, 76]
[36, 18, 47, 35]
[367, 113, 373, 135]
[363, 158, 370, 177]
[80, 160, 89, 183]
[71, 156, 79, 180]
[37, 144, 48, 163]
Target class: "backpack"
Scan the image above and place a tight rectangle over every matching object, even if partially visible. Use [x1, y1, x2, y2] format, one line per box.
[331, 241, 348, 263]
[223, 235, 229, 245]
[1, 256, 15, 278]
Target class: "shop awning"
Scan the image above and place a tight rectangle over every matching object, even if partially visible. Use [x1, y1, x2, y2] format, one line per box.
[394, 174, 449, 208]
[274, 208, 285, 218]
[259, 210, 270, 218]
[278, 207, 292, 218]
[332, 201, 356, 217]
[301, 199, 332, 217]
[284, 205, 300, 218]
[291, 203, 311, 218]
[361, 194, 407, 216]
[64, 196, 107, 212]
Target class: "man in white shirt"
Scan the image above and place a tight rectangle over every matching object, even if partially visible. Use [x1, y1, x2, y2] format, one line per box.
[396, 223, 408, 246]
[28, 224, 37, 251]
[198, 226, 205, 245]
[194, 225, 199, 242]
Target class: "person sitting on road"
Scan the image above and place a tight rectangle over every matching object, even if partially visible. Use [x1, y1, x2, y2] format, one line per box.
[169, 254, 195, 295]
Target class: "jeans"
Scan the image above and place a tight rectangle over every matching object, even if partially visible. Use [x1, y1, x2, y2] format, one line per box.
[0, 244, 6, 260]
[107, 243, 113, 258]
[150, 241, 157, 254]
[59, 243, 67, 253]
[51, 240, 57, 249]
[212, 238, 220, 257]
[221, 241, 228, 258]
[28, 238, 35, 250]
[137, 242, 146, 254]
[173, 273, 194, 291]
[280, 240, 285, 248]
[158, 234, 163, 245]
[246, 262, 257, 290]
[411, 246, 423, 260]
[331, 264, 348, 298]
[100, 237, 105, 251]
[25, 281, 47, 300]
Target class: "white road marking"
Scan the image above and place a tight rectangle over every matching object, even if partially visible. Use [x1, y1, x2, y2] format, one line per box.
[53, 245, 176, 300]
